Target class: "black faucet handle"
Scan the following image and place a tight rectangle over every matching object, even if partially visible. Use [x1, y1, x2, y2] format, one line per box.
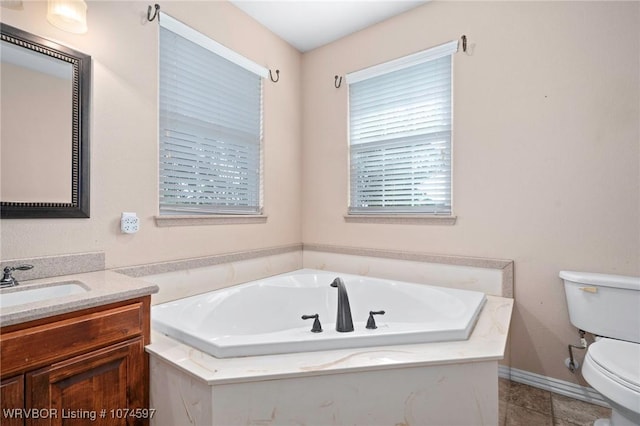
[366, 310, 386, 329]
[302, 314, 323, 333]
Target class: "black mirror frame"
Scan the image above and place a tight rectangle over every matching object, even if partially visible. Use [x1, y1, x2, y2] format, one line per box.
[0, 23, 90, 219]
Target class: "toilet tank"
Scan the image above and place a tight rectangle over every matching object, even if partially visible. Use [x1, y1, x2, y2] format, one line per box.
[560, 271, 640, 344]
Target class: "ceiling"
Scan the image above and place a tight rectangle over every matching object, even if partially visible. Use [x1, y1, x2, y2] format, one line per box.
[229, 1, 429, 52]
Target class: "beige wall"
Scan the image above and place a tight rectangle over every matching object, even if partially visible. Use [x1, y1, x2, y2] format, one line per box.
[1, 0, 638, 386]
[0, 1, 303, 267]
[302, 1, 639, 383]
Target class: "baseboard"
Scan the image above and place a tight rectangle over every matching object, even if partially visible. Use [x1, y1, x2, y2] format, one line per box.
[499, 365, 610, 408]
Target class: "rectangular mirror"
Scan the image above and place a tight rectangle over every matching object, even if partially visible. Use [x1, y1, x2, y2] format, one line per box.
[0, 23, 90, 218]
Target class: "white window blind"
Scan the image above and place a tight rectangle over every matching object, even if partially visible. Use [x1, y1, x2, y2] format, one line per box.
[158, 13, 266, 215]
[347, 40, 458, 215]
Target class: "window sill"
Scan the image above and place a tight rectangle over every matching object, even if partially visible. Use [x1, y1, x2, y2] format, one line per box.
[155, 214, 268, 227]
[344, 214, 457, 225]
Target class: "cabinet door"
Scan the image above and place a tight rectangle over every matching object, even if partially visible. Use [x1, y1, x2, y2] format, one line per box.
[1, 375, 25, 426]
[27, 338, 146, 426]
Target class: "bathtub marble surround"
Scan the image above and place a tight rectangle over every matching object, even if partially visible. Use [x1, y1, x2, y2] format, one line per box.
[115, 243, 301, 278]
[137, 246, 514, 423]
[304, 244, 512, 270]
[132, 249, 303, 305]
[120, 243, 513, 306]
[0, 270, 158, 326]
[304, 244, 514, 297]
[148, 294, 512, 424]
[152, 356, 498, 426]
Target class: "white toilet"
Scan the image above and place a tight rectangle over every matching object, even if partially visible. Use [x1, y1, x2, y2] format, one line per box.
[560, 271, 640, 426]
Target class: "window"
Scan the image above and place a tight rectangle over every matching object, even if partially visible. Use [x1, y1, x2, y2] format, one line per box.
[158, 13, 266, 215]
[347, 40, 458, 216]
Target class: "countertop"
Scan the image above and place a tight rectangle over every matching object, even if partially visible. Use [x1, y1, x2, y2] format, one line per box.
[0, 270, 159, 327]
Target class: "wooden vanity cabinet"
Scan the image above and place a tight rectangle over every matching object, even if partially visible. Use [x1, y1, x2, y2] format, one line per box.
[1, 375, 24, 426]
[0, 297, 151, 426]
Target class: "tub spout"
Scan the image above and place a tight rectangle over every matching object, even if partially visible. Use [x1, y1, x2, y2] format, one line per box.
[330, 277, 354, 332]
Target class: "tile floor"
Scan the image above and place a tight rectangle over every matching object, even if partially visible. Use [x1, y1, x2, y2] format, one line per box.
[499, 379, 612, 426]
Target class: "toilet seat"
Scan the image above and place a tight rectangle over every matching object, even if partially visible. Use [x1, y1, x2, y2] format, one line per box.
[583, 338, 640, 415]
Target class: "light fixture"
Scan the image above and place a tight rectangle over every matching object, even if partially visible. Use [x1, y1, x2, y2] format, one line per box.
[47, 0, 87, 34]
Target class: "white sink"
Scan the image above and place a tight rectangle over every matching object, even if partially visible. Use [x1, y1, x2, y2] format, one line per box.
[0, 281, 88, 308]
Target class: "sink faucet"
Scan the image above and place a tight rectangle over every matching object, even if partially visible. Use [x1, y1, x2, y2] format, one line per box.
[330, 277, 354, 332]
[0, 265, 34, 288]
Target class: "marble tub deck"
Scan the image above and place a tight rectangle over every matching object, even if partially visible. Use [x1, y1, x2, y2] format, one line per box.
[147, 295, 513, 425]
[147, 295, 512, 385]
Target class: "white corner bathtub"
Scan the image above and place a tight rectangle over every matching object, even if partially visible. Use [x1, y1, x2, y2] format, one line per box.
[151, 269, 487, 358]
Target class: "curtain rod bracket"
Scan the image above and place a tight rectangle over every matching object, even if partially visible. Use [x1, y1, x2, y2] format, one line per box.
[334, 75, 342, 88]
[461, 35, 467, 52]
[147, 4, 160, 22]
[269, 69, 280, 83]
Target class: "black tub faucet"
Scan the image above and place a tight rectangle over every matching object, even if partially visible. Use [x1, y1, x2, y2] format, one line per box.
[330, 277, 354, 332]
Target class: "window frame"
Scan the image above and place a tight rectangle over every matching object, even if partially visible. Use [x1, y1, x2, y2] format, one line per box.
[157, 13, 267, 218]
[346, 40, 458, 221]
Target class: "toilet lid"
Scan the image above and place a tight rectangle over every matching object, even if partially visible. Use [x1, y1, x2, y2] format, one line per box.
[588, 338, 640, 390]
